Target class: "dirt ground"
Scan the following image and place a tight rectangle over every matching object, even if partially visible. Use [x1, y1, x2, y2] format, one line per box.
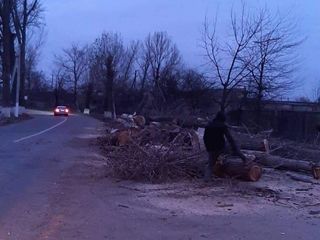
[42, 138, 319, 240]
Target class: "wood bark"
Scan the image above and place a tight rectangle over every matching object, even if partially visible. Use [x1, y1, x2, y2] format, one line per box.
[244, 150, 319, 179]
[214, 158, 262, 182]
[271, 145, 320, 163]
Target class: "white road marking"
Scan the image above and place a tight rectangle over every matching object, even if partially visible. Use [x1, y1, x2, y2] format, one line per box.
[14, 118, 68, 143]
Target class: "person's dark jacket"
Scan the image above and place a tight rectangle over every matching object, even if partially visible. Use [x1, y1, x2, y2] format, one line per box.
[203, 120, 227, 151]
[203, 119, 246, 161]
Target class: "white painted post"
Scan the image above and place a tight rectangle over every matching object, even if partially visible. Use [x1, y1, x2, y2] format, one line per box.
[14, 45, 21, 118]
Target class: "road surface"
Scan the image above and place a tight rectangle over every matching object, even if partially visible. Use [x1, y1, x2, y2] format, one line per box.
[0, 112, 319, 239]
[0, 112, 104, 239]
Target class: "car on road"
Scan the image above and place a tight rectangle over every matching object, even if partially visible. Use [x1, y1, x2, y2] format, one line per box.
[54, 106, 70, 116]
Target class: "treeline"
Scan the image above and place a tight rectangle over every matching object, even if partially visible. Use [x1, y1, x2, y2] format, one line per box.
[0, 1, 302, 121]
[0, 0, 44, 116]
[53, 32, 212, 117]
[53, 5, 302, 119]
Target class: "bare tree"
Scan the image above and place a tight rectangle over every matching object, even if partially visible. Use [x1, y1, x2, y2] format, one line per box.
[201, 5, 262, 112]
[120, 40, 139, 86]
[144, 32, 181, 105]
[179, 69, 212, 111]
[11, 0, 43, 105]
[245, 9, 303, 124]
[27, 69, 46, 91]
[25, 26, 46, 92]
[313, 85, 320, 103]
[137, 41, 150, 95]
[52, 67, 67, 106]
[83, 73, 94, 109]
[90, 33, 126, 118]
[55, 43, 88, 108]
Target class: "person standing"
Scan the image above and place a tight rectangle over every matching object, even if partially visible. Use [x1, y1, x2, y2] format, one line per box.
[203, 111, 247, 181]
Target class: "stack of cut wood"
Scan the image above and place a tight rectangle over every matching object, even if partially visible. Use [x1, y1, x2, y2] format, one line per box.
[99, 115, 320, 182]
[199, 125, 320, 182]
[231, 131, 320, 180]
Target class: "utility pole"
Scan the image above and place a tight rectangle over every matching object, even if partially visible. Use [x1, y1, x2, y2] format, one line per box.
[14, 44, 21, 118]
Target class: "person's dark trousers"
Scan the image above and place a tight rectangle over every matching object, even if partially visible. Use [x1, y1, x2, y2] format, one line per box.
[204, 150, 221, 181]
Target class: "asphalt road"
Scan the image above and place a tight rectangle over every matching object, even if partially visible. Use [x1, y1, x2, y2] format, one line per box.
[0, 112, 319, 240]
[0, 111, 103, 239]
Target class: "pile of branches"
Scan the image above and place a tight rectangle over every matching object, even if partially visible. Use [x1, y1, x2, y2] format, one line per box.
[98, 119, 205, 182]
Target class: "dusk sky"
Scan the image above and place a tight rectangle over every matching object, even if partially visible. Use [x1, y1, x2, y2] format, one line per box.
[40, 0, 320, 98]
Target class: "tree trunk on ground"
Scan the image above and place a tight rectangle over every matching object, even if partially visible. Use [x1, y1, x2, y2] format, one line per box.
[245, 151, 318, 177]
[271, 144, 320, 163]
[231, 131, 267, 151]
[214, 158, 262, 182]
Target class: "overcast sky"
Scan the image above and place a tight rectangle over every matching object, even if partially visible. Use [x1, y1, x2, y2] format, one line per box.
[40, 0, 320, 98]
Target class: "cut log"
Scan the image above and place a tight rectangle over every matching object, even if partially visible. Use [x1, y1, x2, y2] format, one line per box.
[271, 145, 320, 163]
[214, 158, 262, 182]
[253, 152, 314, 172]
[116, 130, 130, 146]
[245, 150, 320, 179]
[133, 115, 146, 127]
[111, 128, 141, 146]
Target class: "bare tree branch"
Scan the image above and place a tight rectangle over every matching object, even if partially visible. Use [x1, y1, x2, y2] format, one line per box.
[201, 3, 262, 111]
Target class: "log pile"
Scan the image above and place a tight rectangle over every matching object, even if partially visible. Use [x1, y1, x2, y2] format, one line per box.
[233, 130, 320, 180]
[98, 114, 320, 182]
